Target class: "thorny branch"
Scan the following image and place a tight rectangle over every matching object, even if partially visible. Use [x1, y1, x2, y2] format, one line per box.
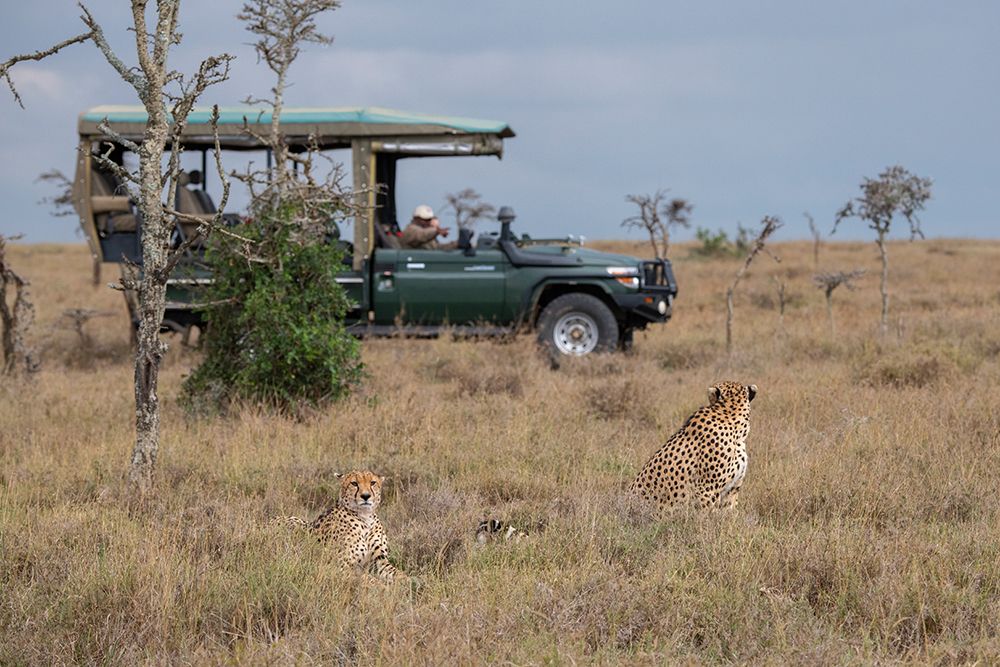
[0, 31, 93, 108]
[725, 215, 782, 354]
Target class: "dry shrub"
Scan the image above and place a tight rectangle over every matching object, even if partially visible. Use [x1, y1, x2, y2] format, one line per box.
[750, 287, 804, 311]
[656, 338, 718, 370]
[559, 353, 626, 378]
[583, 377, 657, 422]
[855, 342, 977, 388]
[784, 335, 845, 363]
[428, 345, 524, 398]
[388, 482, 477, 575]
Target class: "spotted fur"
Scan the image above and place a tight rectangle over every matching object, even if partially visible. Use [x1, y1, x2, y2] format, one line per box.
[274, 470, 402, 582]
[476, 518, 527, 544]
[629, 381, 757, 513]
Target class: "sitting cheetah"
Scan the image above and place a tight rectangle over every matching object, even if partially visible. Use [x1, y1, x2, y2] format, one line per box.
[273, 470, 403, 582]
[629, 381, 757, 513]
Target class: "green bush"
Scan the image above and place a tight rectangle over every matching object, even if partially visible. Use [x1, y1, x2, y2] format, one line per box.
[691, 227, 737, 258]
[182, 207, 363, 412]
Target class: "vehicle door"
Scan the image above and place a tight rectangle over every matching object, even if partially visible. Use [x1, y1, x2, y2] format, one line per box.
[393, 248, 509, 325]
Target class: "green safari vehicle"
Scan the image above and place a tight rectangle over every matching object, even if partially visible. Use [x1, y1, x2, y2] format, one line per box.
[72, 106, 678, 356]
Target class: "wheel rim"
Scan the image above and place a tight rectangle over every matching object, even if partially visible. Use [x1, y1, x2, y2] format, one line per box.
[553, 312, 600, 355]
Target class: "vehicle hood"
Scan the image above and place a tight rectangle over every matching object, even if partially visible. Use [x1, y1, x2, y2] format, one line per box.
[515, 244, 642, 267]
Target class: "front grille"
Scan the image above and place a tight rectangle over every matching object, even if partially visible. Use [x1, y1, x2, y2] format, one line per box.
[642, 261, 666, 287]
[640, 259, 678, 295]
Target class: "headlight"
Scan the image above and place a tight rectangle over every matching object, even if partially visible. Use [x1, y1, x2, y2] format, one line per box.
[606, 266, 639, 287]
[657, 299, 668, 315]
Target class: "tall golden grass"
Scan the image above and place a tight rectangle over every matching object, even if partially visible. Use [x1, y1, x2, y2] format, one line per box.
[1, 238, 999, 664]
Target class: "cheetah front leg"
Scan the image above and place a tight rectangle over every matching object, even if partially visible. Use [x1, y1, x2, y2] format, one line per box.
[720, 485, 740, 510]
[696, 487, 722, 510]
[367, 519, 404, 582]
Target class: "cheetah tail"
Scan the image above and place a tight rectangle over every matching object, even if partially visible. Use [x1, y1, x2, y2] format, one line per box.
[269, 516, 310, 529]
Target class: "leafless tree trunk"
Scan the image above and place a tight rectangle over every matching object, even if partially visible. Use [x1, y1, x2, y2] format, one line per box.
[0, 235, 39, 376]
[725, 216, 781, 354]
[805, 211, 821, 268]
[2, 2, 233, 495]
[876, 229, 889, 336]
[813, 269, 864, 340]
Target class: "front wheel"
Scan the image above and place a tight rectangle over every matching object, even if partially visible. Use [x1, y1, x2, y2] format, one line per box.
[536, 293, 619, 357]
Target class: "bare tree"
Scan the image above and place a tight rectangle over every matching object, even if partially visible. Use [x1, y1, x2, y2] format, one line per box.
[231, 0, 352, 238]
[805, 211, 821, 268]
[814, 270, 865, 339]
[2, 3, 233, 494]
[0, 235, 40, 375]
[726, 216, 781, 354]
[37, 168, 103, 286]
[238, 0, 339, 189]
[56, 307, 115, 349]
[442, 188, 496, 231]
[622, 190, 692, 259]
[834, 165, 932, 336]
[36, 169, 75, 217]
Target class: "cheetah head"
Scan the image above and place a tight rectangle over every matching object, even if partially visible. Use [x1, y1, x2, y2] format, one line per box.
[707, 381, 757, 407]
[336, 470, 384, 516]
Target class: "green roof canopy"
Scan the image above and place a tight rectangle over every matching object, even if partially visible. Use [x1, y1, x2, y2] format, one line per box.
[78, 105, 514, 151]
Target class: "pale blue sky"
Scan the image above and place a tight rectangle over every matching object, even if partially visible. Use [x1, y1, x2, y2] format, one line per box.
[1, 1, 997, 243]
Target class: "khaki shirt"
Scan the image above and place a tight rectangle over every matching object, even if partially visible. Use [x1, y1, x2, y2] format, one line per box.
[401, 222, 440, 249]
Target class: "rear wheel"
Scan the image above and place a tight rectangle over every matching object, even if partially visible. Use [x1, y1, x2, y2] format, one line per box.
[537, 293, 619, 357]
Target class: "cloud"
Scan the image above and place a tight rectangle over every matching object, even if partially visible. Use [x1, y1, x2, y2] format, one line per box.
[7, 66, 67, 102]
[298, 43, 734, 111]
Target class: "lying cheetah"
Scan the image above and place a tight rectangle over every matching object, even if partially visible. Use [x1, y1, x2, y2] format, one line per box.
[629, 381, 757, 513]
[476, 518, 528, 544]
[273, 470, 402, 582]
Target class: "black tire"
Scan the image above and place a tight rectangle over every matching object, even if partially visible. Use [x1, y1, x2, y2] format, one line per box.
[536, 293, 619, 357]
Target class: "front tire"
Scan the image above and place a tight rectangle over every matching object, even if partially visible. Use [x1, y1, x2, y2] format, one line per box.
[537, 293, 619, 357]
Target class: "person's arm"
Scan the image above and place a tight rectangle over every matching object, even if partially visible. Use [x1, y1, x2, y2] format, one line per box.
[401, 223, 439, 247]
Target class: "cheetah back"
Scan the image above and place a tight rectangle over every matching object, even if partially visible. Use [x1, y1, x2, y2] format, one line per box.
[629, 381, 756, 512]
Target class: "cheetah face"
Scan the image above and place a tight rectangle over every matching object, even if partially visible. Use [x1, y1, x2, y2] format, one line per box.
[708, 381, 758, 406]
[336, 470, 384, 515]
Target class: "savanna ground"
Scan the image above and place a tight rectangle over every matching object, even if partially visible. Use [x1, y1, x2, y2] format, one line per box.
[1, 238, 999, 665]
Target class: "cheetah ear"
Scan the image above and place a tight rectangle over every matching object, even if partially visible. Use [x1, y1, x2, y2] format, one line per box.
[334, 472, 343, 479]
[747, 384, 758, 402]
[708, 386, 721, 405]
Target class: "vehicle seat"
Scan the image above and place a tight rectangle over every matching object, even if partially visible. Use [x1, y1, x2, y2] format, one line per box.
[174, 170, 213, 241]
[374, 221, 401, 249]
[90, 168, 136, 235]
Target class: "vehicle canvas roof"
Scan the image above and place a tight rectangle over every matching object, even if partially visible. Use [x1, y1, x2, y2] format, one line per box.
[78, 105, 515, 151]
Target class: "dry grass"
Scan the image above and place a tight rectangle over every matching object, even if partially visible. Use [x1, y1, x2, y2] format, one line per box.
[2, 238, 1000, 664]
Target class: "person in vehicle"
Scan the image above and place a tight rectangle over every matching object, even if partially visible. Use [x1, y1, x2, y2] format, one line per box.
[401, 204, 456, 249]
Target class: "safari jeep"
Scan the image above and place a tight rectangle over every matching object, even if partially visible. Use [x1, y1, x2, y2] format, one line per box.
[72, 106, 678, 356]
